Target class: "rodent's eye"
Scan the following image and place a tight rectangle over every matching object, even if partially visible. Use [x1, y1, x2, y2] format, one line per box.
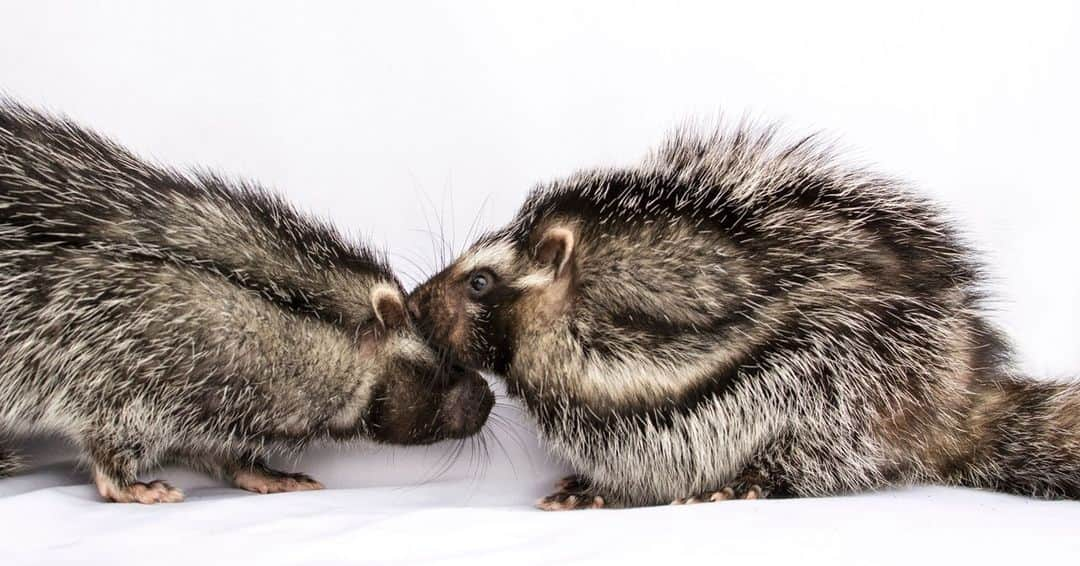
[467, 270, 495, 299]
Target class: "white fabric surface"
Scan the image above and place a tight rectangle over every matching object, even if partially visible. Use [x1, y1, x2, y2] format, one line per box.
[4, 430, 1080, 565]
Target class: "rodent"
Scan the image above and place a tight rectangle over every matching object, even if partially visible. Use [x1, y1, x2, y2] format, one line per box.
[409, 123, 1080, 509]
[0, 101, 494, 503]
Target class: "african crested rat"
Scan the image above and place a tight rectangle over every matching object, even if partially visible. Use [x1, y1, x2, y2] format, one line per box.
[410, 124, 1080, 509]
[0, 101, 493, 503]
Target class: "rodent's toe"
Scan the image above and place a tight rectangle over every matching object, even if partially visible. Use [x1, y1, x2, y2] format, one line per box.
[281, 475, 323, 492]
[709, 490, 731, 502]
[536, 492, 605, 511]
[233, 468, 323, 494]
[287, 473, 324, 490]
[103, 480, 184, 504]
[673, 484, 766, 506]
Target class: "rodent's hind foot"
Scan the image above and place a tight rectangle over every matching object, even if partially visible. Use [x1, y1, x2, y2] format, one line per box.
[232, 466, 324, 495]
[93, 473, 184, 504]
[536, 475, 606, 511]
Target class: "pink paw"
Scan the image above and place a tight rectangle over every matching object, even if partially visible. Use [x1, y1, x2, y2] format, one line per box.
[233, 469, 324, 494]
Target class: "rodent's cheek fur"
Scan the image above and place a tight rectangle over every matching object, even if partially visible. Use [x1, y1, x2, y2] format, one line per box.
[461, 282, 535, 375]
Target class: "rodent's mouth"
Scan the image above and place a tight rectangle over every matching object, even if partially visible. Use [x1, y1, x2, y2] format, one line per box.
[437, 367, 494, 439]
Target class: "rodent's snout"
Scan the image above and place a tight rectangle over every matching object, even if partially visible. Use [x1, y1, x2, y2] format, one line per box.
[440, 367, 494, 439]
[406, 291, 423, 320]
[407, 280, 493, 440]
[406, 285, 429, 323]
[406, 280, 459, 355]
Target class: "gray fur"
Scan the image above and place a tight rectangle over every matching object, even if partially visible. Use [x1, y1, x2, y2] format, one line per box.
[0, 101, 492, 503]
[411, 123, 1080, 508]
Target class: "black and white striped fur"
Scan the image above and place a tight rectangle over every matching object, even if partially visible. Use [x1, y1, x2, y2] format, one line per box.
[410, 124, 1080, 509]
[0, 102, 493, 503]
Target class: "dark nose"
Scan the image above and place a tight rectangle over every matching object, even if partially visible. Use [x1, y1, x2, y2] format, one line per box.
[441, 369, 494, 438]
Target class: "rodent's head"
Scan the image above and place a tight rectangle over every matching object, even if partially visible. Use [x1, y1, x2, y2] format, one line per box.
[339, 284, 494, 445]
[410, 188, 751, 410]
[408, 221, 579, 381]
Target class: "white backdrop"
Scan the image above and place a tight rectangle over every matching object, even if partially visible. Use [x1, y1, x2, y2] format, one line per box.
[1, 2, 1079, 564]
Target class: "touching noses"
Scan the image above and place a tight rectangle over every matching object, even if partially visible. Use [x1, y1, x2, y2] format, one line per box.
[406, 287, 426, 321]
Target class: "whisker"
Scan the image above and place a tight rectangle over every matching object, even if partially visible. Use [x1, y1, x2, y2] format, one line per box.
[394, 247, 437, 278]
[488, 412, 532, 456]
[460, 194, 491, 256]
[485, 420, 518, 479]
[446, 176, 457, 266]
[415, 437, 465, 485]
[412, 179, 451, 275]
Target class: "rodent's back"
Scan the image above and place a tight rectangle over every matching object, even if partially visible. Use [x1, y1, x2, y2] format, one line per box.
[0, 101, 392, 330]
[508, 127, 981, 298]
[0, 102, 388, 440]
[496, 126, 997, 402]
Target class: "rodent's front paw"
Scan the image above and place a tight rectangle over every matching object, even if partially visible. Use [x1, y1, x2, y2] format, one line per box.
[670, 484, 764, 505]
[97, 479, 185, 504]
[536, 475, 606, 511]
[671, 466, 779, 505]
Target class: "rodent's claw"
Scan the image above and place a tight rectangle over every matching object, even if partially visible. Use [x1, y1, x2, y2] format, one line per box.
[537, 475, 605, 511]
[536, 492, 605, 511]
[671, 483, 766, 505]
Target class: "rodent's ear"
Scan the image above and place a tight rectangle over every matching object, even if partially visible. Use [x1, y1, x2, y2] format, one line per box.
[535, 226, 575, 279]
[371, 285, 408, 332]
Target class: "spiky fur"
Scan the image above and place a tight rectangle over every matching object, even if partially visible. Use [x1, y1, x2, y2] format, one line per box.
[0, 101, 492, 502]
[411, 124, 1080, 508]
